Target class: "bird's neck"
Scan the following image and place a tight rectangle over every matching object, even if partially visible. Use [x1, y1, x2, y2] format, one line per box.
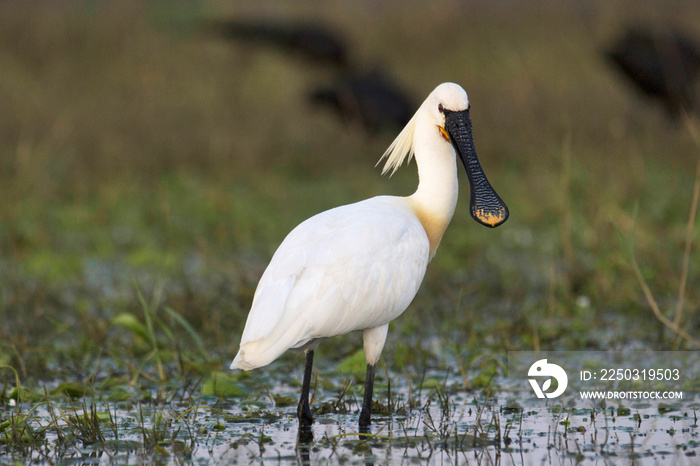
[407, 124, 459, 258]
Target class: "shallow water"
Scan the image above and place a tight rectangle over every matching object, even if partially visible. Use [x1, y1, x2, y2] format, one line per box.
[4, 365, 698, 465]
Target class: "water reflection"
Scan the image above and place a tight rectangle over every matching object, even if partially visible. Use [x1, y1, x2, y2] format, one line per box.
[295, 435, 312, 465]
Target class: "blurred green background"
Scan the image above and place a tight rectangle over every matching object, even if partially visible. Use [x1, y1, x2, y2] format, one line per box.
[1, 0, 699, 382]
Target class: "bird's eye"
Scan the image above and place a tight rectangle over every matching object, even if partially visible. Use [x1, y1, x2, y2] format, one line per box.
[438, 103, 444, 113]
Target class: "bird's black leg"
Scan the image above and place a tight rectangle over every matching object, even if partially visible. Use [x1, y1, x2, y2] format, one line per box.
[297, 349, 315, 428]
[359, 363, 376, 432]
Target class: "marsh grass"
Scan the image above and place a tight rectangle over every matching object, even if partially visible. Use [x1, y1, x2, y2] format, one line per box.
[628, 117, 700, 348]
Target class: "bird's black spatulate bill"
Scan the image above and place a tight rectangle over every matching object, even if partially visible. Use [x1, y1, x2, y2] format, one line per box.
[445, 109, 509, 228]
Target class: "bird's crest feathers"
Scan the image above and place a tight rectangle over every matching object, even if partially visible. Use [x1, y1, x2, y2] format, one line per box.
[377, 110, 418, 176]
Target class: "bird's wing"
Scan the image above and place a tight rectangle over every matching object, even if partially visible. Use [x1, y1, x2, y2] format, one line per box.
[233, 196, 429, 369]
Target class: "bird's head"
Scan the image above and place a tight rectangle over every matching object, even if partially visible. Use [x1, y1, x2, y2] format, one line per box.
[381, 83, 508, 228]
[434, 83, 508, 228]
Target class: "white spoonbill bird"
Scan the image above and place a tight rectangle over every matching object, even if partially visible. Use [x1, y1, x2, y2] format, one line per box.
[231, 82, 508, 432]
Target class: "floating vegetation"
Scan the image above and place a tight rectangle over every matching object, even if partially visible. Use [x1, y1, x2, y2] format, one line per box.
[0, 358, 698, 464]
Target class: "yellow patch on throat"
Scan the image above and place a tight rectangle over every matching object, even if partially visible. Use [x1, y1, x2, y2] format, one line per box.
[409, 201, 450, 257]
[438, 126, 450, 142]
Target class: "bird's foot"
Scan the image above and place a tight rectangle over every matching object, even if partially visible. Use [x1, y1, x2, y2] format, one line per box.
[359, 409, 371, 433]
[298, 400, 314, 428]
[358, 416, 371, 441]
[297, 424, 314, 444]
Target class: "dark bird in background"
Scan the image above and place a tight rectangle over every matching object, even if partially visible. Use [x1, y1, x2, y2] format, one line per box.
[206, 19, 348, 67]
[605, 26, 700, 119]
[309, 70, 414, 132]
[205, 18, 415, 132]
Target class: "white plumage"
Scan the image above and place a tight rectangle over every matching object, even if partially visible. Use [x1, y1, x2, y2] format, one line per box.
[231, 196, 429, 370]
[229, 82, 508, 430]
